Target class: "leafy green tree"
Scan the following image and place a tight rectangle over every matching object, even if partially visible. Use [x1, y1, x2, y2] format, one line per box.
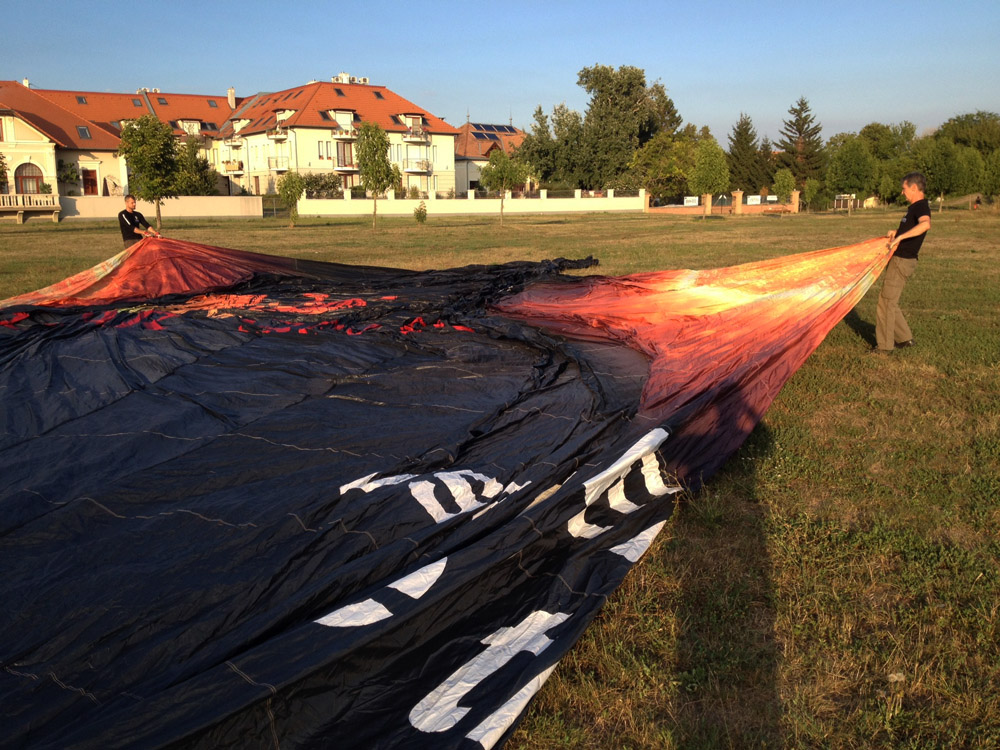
[802, 177, 822, 211]
[913, 137, 960, 210]
[479, 147, 529, 226]
[875, 158, 917, 204]
[689, 138, 730, 197]
[859, 121, 915, 161]
[117, 114, 179, 230]
[983, 149, 1000, 198]
[826, 135, 877, 196]
[726, 113, 763, 192]
[276, 171, 306, 227]
[577, 64, 680, 188]
[356, 122, 398, 229]
[776, 97, 825, 187]
[302, 172, 342, 198]
[174, 137, 219, 196]
[516, 107, 556, 185]
[772, 168, 795, 203]
[624, 124, 705, 204]
[936, 111, 1000, 157]
[550, 104, 586, 188]
[954, 145, 985, 195]
[0, 152, 7, 191]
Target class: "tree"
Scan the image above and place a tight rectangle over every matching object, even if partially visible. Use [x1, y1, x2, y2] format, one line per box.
[935, 111, 1000, 158]
[174, 137, 219, 196]
[776, 97, 824, 187]
[356, 122, 397, 230]
[479, 147, 528, 226]
[689, 138, 730, 197]
[0, 152, 9, 191]
[954, 145, 985, 196]
[912, 136, 960, 211]
[624, 124, 705, 204]
[117, 114, 179, 230]
[802, 177, 822, 211]
[826, 135, 877, 196]
[302, 172, 342, 198]
[516, 106, 556, 185]
[859, 121, 915, 161]
[276, 171, 306, 227]
[757, 136, 778, 193]
[577, 64, 680, 188]
[726, 113, 763, 192]
[772, 168, 795, 203]
[983, 149, 1000, 198]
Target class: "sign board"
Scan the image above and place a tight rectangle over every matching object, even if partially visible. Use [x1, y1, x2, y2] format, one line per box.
[747, 195, 761, 205]
[683, 196, 698, 207]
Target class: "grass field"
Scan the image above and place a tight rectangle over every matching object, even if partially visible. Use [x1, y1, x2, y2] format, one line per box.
[2, 209, 998, 748]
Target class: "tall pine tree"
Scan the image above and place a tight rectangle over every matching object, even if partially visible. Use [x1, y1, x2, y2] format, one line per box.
[777, 97, 824, 187]
[726, 113, 762, 192]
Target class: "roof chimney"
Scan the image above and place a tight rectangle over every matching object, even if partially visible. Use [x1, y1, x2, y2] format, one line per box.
[227, 86, 236, 109]
[21, 78, 30, 88]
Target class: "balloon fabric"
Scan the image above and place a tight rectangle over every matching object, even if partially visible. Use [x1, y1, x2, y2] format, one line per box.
[0, 237, 891, 748]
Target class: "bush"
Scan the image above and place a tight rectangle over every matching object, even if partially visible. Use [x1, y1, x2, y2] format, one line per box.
[413, 200, 427, 224]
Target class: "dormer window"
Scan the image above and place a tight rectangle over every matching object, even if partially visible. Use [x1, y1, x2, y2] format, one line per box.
[76, 96, 87, 105]
[208, 100, 218, 108]
[157, 97, 168, 105]
[132, 98, 143, 107]
[76, 126, 92, 139]
[373, 91, 384, 100]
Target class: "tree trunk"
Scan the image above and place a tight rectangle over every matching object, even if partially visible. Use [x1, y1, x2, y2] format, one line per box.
[155, 201, 162, 232]
[373, 195, 378, 230]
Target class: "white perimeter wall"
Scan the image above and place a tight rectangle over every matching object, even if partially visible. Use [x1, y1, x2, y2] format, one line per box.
[59, 196, 263, 219]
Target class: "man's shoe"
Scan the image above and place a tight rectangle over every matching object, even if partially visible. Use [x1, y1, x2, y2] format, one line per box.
[869, 347, 893, 355]
[895, 339, 915, 348]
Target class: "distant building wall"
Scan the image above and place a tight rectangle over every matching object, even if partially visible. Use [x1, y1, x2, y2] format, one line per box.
[59, 195, 263, 219]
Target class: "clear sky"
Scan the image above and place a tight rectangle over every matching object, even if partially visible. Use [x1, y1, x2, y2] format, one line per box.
[4, 0, 997, 143]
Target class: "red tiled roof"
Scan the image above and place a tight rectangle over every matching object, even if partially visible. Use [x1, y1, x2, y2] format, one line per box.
[0, 80, 121, 150]
[454, 121, 524, 160]
[221, 81, 459, 138]
[39, 88, 237, 138]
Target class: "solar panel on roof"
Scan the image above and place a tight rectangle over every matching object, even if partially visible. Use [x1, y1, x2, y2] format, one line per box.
[473, 132, 488, 140]
[486, 133, 500, 141]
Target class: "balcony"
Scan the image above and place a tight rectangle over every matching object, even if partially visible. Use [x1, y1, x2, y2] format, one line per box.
[402, 126, 430, 143]
[268, 157, 289, 172]
[266, 127, 288, 142]
[332, 126, 357, 141]
[333, 161, 359, 173]
[403, 158, 432, 173]
[223, 160, 244, 174]
[224, 136, 243, 148]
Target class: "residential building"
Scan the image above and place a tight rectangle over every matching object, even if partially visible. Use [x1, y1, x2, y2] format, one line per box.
[454, 121, 524, 192]
[215, 73, 458, 197]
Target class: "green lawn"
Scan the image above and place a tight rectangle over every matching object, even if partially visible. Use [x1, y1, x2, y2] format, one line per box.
[2, 209, 998, 748]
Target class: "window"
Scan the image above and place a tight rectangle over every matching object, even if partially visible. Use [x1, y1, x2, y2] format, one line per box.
[208, 100, 218, 108]
[76, 95, 87, 104]
[335, 88, 345, 97]
[132, 98, 142, 107]
[82, 169, 98, 196]
[319, 111, 331, 121]
[337, 141, 353, 167]
[157, 97, 168, 105]
[14, 163, 44, 194]
[326, 141, 331, 159]
[76, 126, 92, 139]
[373, 91, 384, 100]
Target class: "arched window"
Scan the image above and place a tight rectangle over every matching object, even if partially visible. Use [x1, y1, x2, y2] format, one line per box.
[15, 163, 44, 194]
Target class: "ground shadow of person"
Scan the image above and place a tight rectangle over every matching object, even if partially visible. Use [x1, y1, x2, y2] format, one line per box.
[842, 306, 876, 348]
[656, 392, 782, 747]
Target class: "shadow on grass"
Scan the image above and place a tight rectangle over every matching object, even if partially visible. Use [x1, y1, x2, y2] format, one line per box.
[843, 306, 877, 348]
[665, 413, 781, 747]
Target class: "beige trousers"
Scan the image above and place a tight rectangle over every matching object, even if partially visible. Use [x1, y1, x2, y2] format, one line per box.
[875, 255, 917, 350]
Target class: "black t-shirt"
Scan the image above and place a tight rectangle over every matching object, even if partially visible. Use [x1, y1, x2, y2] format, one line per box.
[893, 198, 930, 259]
[118, 209, 151, 240]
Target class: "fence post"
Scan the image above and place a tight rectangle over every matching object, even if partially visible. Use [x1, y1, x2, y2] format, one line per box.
[732, 190, 744, 215]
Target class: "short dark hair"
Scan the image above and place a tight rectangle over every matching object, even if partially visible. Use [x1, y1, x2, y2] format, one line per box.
[125, 194, 135, 201]
[902, 172, 926, 192]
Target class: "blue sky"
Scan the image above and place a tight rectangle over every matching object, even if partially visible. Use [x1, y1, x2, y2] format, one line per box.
[4, 0, 997, 143]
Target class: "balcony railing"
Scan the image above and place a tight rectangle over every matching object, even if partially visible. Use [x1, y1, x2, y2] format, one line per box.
[332, 126, 358, 141]
[333, 162, 359, 172]
[223, 160, 244, 174]
[0, 193, 60, 208]
[224, 136, 243, 148]
[268, 157, 289, 172]
[266, 127, 288, 141]
[402, 126, 430, 143]
[402, 159, 432, 173]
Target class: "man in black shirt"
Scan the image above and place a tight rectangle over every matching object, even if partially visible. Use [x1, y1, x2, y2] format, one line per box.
[873, 172, 931, 353]
[118, 194, 161, 248]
